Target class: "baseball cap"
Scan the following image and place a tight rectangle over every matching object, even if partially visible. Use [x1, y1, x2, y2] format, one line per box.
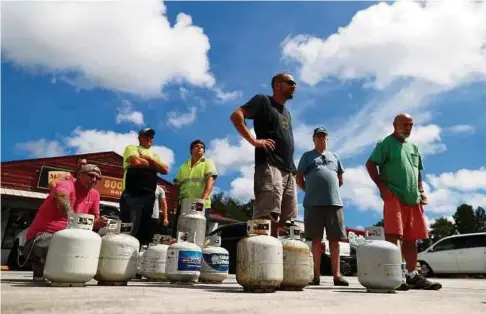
[138, 128, 155, 137]
[313, 127, 328, 137]
[79, 164, 102, 177]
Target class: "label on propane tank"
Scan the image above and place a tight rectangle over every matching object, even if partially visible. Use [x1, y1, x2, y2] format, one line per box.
[177, 250, 202, 272]
[383, 264, 401, 278]
[202, 253, 229, 272]
[116, 244, 135, 257]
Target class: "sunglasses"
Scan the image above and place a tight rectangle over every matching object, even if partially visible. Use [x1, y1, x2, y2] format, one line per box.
[85, 173, 101, 181]
[142, 135, 154, 139]
[282, 79, 297, 86]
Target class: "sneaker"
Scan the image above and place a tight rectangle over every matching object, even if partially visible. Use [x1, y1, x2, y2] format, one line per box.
[396, 283, 410, 291]
[33, 259, 45, 282]
[309, 276, 320, 286]
[407, 274, 442, 290]
[333, 276, 349, 287]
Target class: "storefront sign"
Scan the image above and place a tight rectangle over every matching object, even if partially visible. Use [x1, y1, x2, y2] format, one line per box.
[37, 165, 73, 189]
[96, 176, 123, 198]
[38, 165, 123, 198]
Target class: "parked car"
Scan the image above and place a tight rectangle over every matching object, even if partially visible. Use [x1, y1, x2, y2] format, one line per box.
[208, 222, 357, 276]
[417, 232, 486, 277]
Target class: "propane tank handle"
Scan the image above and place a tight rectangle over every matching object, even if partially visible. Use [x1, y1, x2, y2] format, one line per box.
[193, 199, 205, 212]
[177, 231, 188, 242]
[152, 233, 162, 244]
[105, 219, 118, 233]
[289, 225, 301, 240]
[160, 235, 172, 245]
[247, 219, 271, 236]
[119, 222, 133, 234]
[67, 213, 94, 231]
[364, 226, 385, 240]
[207, 235, 222, 247]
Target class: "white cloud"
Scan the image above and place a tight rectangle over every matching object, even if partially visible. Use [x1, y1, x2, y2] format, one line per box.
[293, 123, 319, 152]
[206, 129, 255, 175]
[426, 167, 486, 191]
[282, 1, 486, 89]
[410, 124, 446, 156]
[281, 1, 486, 160]
[340, 166, 383, 213]
[340, 166, 486, 217]
[447, 124, 476, 135]
[179, 87, 190, 101]
[15, 139, 65, 158]
[425, 215, 455, 230]
[16, 128, 175, 168]
[2, 1, 214, 97]
[213, 87, 243, 103]
[228, 165, 254, 202]
[115, 100, 145, 126]
[65, 128, 174, 167]
[167, 107, 197, 129]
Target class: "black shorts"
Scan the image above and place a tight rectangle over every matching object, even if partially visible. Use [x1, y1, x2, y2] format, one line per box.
[119, 191, 156, 246]
[304, 206, 347, 241]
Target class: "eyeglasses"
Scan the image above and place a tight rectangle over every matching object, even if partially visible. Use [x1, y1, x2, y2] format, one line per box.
[85, 173, 101, 181]
[282, 79, 297, 86]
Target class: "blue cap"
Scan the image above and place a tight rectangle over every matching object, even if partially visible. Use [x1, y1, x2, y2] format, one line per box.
[313, 127, 328, 137]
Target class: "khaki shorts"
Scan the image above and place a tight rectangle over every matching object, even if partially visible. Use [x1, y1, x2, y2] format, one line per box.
[253, 163, 297, 223]
[304, 206, 347, 241]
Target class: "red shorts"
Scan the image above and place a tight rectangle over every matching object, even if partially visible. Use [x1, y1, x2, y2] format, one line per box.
[383, 189, 429, 241]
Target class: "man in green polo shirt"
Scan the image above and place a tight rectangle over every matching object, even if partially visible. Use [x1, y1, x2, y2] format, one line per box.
[172, 139, 217, 237]
[366, 113, 441, 291]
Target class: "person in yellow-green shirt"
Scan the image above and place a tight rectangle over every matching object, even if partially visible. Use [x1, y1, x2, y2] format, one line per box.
[172, 140, 217, 238]
[119, 128, 169, 246]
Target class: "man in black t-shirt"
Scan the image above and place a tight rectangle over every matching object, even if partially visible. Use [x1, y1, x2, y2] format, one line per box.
[119, 128, 169, 247]
[230, 73, 298, 238]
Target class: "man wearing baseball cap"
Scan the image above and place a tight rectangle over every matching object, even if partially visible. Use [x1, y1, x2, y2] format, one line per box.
[119, 127, 169, 247]
[296, 127, 349, 286]
[24, 164, 108, 281]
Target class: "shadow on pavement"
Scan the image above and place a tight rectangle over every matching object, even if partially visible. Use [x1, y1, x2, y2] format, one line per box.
[334, 289, 389, 294]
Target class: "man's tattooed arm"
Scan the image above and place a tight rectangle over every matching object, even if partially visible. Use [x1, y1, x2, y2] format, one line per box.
[55, 192, 74, 217]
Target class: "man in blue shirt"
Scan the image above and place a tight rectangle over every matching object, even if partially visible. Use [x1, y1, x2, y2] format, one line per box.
[296, 127, 348, 286]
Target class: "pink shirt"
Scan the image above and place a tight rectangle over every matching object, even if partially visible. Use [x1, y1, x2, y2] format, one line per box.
[26, 180, 100, 241]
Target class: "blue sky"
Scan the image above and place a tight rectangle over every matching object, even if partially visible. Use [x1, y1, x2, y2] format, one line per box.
[2, 1, 486, 229]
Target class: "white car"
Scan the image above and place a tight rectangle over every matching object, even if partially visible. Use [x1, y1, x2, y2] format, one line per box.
[417, 232, 486, 276]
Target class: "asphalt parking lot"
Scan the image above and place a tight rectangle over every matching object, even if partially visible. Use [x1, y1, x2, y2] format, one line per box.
[1, 271, 485, 314]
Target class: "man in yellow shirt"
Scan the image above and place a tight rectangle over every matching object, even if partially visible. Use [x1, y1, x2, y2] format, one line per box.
[119, 128, 169, 246]
[172, 140, 217, 237]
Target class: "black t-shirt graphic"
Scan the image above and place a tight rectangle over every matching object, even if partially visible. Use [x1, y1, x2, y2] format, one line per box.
[241, 94, 296, 173]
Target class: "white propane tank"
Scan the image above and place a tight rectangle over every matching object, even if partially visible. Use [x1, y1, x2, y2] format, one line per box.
[166, 232, 202, 284]
[177, 203, 206, 247]
[280, 224, 311, 290]
[44, 213, 102, 287]
[199, 235, 229, 284]
[137, 245, 148, 278]
[142, 234, 171, 281]
[95, 221, 140, 286]
[236, 219, 283, 293]
[357, 226, 402, 293]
